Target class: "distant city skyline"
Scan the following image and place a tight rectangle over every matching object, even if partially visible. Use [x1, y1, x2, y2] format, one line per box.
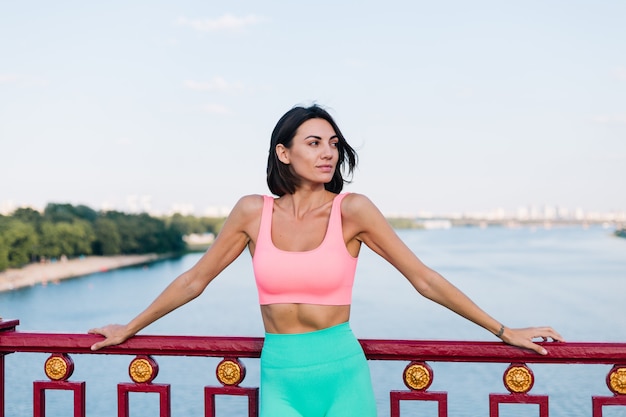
[2, 195, 624, 224]
[1, 2, 625, 217]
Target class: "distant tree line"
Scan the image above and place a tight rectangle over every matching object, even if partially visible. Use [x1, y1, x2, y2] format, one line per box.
[0, 203, 225, 272]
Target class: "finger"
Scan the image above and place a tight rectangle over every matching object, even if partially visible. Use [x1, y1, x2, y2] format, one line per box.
[90, 341, 104, 351]
[88, 326, 110, 336]
[528, 342, 548, 356]
[549, 329, 565, 342]
[540, 330, 564, 342]
[529, 327, 564, 342]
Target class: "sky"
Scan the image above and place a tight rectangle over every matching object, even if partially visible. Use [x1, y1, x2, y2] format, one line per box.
[1, 1, 625, 217]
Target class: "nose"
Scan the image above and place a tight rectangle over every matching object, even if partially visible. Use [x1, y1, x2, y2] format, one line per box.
[321, 141, 334, 159]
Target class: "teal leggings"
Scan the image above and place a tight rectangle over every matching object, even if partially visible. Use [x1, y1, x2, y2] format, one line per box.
[260, 322, 377, 417]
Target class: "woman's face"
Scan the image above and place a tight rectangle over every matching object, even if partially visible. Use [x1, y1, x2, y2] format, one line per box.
[277, 118, 339, 187]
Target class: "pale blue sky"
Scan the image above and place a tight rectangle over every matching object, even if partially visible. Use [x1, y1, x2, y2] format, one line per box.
[1, 1, 624, 216]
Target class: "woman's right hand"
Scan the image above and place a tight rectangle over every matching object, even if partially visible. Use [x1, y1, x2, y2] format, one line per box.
[88, 324, 133, 351]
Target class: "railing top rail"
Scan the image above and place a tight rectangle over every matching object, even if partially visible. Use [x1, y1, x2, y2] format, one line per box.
[361, 338, 626, 364]
[2, 326, 625, 365]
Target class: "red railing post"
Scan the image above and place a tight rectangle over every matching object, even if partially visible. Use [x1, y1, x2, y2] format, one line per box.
[33, 380, 86, 417]
[488, 393, 548, 417]
[118, 383, 171, 417]
[204, 358, 259, 417]
[389, 361, 448, 417]
[390, 391, 448, 417]
[0, 354, 4, 417]
[204, 386, 259, 417]
[591, 364, 626, 416]
[117, 355, 171, 417]
[488, 363, 548, 416]
[592, 395, 626, 417]
[32, 353, 86, 417]
[0, 319, 19, 417]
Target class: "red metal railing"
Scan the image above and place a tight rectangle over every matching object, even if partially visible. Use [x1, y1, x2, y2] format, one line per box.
[1, 318, 625, 417]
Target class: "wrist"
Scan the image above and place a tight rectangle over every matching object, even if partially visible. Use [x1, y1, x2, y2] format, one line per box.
[123, 323, 140, 339]
[495, 324, 505, 339]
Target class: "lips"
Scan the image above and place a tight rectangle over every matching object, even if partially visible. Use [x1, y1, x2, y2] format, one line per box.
[317, 165, 334, 173]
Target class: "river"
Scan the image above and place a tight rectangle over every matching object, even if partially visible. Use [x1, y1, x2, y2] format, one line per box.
[1, 225, 625, 416]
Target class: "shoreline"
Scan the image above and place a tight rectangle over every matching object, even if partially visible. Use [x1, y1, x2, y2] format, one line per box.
[0, 254, 163, 293]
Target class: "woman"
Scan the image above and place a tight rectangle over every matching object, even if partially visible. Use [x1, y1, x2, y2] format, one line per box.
[89, 104, 563, 417]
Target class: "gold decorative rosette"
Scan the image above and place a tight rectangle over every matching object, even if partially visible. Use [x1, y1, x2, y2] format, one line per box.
[216, 358, 245, 386]
[503, 363, 534, 394]
[402, 362, 433, 391]
[128, 355, 159, 384]
[607, 365, 626, 395]
[44, 354, 74, 381]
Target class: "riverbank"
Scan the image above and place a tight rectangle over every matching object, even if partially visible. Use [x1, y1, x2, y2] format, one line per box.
[0, 254, 162, 293]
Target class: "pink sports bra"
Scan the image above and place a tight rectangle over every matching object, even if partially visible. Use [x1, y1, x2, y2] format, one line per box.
[252, 193, 358, 305]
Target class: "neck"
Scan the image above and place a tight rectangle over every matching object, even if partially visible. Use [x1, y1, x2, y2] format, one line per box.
[280, 188, 335, 218]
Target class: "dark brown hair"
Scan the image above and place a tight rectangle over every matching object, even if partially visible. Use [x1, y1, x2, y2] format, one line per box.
[266, 104, 357, 196]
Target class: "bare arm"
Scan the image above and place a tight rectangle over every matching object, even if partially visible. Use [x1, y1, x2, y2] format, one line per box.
[88, 195, 262, 350]
[342, 193, 564, 355]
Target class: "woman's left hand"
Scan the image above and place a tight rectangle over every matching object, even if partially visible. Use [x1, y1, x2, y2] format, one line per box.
[499, 326, 564, 355]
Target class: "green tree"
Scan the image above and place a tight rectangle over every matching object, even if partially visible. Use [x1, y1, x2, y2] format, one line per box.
[101, 211, 142, 254]
[206, 217, 227, 235]
[165, 213, 225, 236]
[12, 207, 43, 227]
[43, 203, 97, 223]
[102, 211, 184, 254]
[0, 219, 39, 269]
[164, 222, 187, 253]
[133, 213, 172, 253]
[0, 237, 8, 271]
[1, 203, 188, 262]
[38, 220, 95, 258]
[92, 217, 121, 255]
[67, 219, 96, 256]
[73, 204, 98, 222]
[168, 213, 202, 235]
[0, 217, 10, 270]
[39, 222, 71, 259]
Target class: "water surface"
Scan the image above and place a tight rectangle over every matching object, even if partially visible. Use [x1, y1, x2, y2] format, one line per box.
[2, 225, 625, 416]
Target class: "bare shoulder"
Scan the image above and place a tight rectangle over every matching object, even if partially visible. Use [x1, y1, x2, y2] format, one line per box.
[341, 193, 389, 236]
[231, 194, 265, 217]
[341, 193, 384, 219]
[190, 195, 267, 277]
[341, 193, 405, 254]
[219, 194, 265, 234]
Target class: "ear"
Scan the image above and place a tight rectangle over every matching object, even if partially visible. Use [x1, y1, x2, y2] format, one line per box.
[275, 144, 290, 164]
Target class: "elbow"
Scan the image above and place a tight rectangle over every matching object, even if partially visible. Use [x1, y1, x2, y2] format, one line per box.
[409, 269, 440, 300]
[413, 281, 433, 299]
[186, 282, 204, 300]
[179, 271, 207, 301]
